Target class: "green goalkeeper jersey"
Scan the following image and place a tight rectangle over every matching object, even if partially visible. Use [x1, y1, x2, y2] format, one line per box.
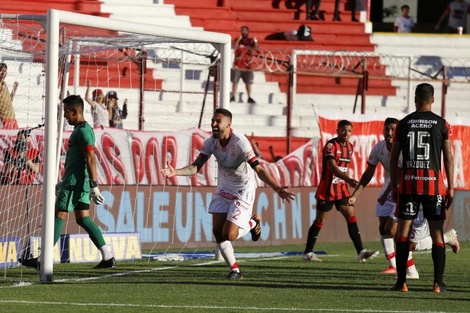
[62, 121, 95, 191]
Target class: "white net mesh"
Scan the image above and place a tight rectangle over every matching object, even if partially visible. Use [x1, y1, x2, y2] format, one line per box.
[0, 15, 225, 278]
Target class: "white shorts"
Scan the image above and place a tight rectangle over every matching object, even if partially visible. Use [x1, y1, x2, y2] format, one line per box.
[208, 189, 255, 229]
[376, 199, 396, 217]
[409, 211, 428, 243]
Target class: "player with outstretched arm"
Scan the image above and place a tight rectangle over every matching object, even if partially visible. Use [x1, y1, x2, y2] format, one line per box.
[161, 108, 295, 279]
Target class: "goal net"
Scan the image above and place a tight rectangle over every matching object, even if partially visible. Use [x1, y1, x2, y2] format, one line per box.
[0, 10, 231, 282]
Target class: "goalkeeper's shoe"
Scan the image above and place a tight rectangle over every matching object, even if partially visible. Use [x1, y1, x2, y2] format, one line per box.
[226, 270, 243, 280]
[20, 257, 39, 270]
[94, 257, 116, 269]
[445, 229, 460, 253]
[303, 252, 322, 262]
[357, 249, 379, 262]
[389, 282, 408, 292]
[250, 214, 261, 242]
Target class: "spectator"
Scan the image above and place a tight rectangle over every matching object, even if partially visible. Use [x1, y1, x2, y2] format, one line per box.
[85, 81, 109, 128]
[389, 83, 454, 292]
[249, 132, 263, 159]
[302, 120, 378, 262]
[394, 4, 415, 33]
[269, 145, 283, 162]
[333, 0, 358, 21]
[306, 0, 323, 20]
[1, 129, 40, 185]
[230, 26, 258, 104]
[307, 0, 358, 22]
[0, 63, 19, 129]
[106, 91, 128, 128]
[435, 0, 470, 34]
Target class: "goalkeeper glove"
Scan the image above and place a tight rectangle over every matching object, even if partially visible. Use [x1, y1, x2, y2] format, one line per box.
[90, 187, 105, 205]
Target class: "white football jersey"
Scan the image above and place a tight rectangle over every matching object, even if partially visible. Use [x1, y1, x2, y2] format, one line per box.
[200, 130, 258, 195]
[367, 140, 391, 198]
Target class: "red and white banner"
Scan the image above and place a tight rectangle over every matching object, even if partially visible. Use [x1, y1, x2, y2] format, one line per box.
[1, 115, 469, 189]
[317, 114, 470, 190]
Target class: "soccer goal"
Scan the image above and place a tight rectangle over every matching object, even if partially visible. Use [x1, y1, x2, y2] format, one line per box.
[0, 9, 231, 282]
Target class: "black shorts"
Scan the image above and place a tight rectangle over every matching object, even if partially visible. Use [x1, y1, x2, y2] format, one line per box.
[230, 69, 254, 84]
[396, 194, 446, 221]
[316, 197, 350, 212]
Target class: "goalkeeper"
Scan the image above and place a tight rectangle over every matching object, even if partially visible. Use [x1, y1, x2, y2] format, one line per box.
[22, 95, 115, 269]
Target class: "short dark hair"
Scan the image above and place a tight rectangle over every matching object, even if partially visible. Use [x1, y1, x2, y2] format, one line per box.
[415, 83, 434, 104]
[241, 26, 249, 31]
[214, 107, 232, 121]
[337, 119, 352, 128]
[63, 95, 84, 112]
[401, 4, 410, 10]
[0, 63, 7, 70]
[384, 117, 399, 125]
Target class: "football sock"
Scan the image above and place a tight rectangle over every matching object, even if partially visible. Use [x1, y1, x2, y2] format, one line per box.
[346, 217, 363, 254]
[236, 220, 252, 240]
[406, 251, 418, 274]
[76, 216, 107, 248]
[396, 237, 409, 284]
[304, 221, 323, 253]
[218, 241, 237, 268]
[53, 216, 64, 245]
[443, 232, 450, 244]
[248, 219, 256, 229]
[99, 245, 113, 260]
[381, 235, 396, 268]
[230, 262, 240, 273]
[414, 236, 433, 251]
[432, 243, 446, 285]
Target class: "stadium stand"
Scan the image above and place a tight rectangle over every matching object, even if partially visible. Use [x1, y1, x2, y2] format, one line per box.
[2, 0, 470, 158]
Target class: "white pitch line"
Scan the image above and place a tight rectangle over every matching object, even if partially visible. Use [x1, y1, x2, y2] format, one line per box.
[0, 257, 462, 313]
[0, 300, 456, 313]
[0, 253, 354, 288]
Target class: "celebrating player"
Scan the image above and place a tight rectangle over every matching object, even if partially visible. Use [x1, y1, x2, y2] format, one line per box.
[160, 108, 295, 279]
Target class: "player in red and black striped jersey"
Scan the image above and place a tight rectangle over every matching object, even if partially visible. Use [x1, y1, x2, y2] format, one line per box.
[303, 120, 379, 262]
[390, 83, 454, 292]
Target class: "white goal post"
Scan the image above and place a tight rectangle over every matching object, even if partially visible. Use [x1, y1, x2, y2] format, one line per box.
[6, 9, 231, 283]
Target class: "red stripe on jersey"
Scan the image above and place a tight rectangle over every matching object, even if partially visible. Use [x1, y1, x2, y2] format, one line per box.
[416, 168, 425, 194]
[83, 145, 94, 152]
[316, 138, 352, 201]
[396, 112, 449, 196]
